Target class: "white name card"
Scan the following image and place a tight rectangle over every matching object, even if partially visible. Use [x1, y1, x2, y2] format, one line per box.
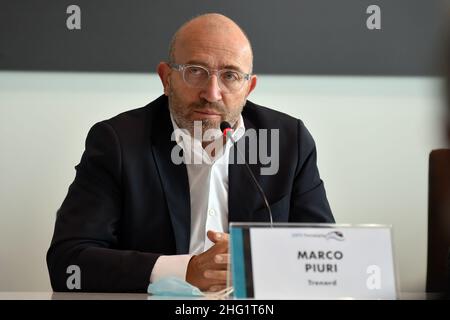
[229, 223, 397, 299]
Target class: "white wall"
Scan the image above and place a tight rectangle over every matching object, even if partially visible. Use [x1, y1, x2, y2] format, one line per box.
[0, 71, 446, 292]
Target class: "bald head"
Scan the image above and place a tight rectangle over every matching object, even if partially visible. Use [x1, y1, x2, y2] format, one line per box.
[168, 13, 254, 72]
[158, 13, 258, 137]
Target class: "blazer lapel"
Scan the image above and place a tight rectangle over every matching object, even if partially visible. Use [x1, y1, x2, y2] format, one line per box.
[151, 101, 191, 254]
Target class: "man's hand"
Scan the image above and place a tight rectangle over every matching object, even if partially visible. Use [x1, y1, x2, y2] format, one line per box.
[186, 230, 230, 292]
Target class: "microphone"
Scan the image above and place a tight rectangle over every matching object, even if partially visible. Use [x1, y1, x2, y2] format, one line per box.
[220, 121, 273, 226]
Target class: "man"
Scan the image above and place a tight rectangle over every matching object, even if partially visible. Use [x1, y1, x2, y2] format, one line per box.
[47, 13, 334, 293]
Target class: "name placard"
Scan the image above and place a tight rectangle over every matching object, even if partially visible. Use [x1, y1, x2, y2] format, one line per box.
[229, 223, 397, 299]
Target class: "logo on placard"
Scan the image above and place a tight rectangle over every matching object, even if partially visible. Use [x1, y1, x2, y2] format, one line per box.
[325, 231, 345, 241]
[292, 230, 345, 241]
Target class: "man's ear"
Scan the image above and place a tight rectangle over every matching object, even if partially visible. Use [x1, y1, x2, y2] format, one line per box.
[246, 75, 257, 97]
[157, 62, 171, 96]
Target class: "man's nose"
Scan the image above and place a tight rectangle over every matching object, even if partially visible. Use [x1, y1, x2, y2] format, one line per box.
[199, 74, 222, 102]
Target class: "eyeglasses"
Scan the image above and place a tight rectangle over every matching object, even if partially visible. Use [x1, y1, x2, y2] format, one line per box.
[169, 63, 251, 93]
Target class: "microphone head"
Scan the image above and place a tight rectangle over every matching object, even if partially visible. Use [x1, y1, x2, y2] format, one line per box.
[220, 121, 233, 138]
[220, 121, 232, 132]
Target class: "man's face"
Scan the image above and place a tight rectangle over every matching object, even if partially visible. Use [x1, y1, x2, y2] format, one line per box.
[167, 74, 246, 136]
[158, 20, 257, 137]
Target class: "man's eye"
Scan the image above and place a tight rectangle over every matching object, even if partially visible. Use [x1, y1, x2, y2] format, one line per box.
[222, 71, 240, 82]
[187, 67, 204, 75]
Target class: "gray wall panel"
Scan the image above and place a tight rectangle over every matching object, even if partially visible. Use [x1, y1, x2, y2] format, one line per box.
[0, 0, 447, 75]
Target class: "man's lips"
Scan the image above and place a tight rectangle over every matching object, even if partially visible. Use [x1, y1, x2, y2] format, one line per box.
[193, 109, 221, 117]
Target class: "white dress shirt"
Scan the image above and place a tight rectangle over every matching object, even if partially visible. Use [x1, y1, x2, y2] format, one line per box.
[149, 113, 245, 283]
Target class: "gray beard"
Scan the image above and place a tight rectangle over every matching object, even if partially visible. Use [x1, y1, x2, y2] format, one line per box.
[168, 91, 244, 138]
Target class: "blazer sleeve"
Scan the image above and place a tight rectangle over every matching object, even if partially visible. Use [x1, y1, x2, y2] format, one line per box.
[289, 120, 335, 223]
[46, 121, 160, 293]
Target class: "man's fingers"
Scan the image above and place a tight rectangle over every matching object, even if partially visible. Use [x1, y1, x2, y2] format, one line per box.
[218, 232, 229, 241]
[204, 270, 228, 281]
[206, 230, 217, 243]
[207, 285, 226, 293]
[207, 230, 229, 243]
[214, 253, 230, 264]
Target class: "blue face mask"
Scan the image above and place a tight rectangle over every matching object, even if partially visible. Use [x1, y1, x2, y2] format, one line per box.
[147, 277, 204, 297]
